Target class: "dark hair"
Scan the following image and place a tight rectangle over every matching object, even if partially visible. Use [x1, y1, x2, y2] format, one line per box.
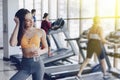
[15, 8, 30, 46]
[31, 9, 36, 14]
[43, 13, 48, 19]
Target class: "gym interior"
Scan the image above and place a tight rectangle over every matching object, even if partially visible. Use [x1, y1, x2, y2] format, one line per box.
[0, 0, 120, 80]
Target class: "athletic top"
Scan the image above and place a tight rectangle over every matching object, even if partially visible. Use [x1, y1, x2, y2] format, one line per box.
[41, 20, 51, 34]
[21, 34, 40, 48]
[89, 34, 100, 40]
[88, 25, 102, 40]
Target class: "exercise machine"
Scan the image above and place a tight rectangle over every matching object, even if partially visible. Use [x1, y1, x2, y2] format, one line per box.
[56, 30, 120, 80]
[44, 35, 102, 80]
[44, 30, 120, 80]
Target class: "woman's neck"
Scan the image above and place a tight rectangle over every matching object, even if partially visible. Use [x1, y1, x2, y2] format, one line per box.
[45, 18, 49, 21]
[26, 27, 34, 31]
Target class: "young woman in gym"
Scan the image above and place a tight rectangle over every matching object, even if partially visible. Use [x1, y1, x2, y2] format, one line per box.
[76, 16, 114, 80]
[41, 13, 52, 57]
[10, 8, 48, 80]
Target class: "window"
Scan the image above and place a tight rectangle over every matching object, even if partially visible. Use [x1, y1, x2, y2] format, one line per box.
[58, 0, 67, 18]
[42, 0, 48, 14]
[69, 20, 80, 37]
[118, 0, 120, 16]
[68, 0, 80, 18]
[49, 0, 57, 19]
[81, 19, 93, 32]
[98, 0, 115, 16]
[24, 0, 33, 11]
[117, 19, 120, 29]
[81, 0, 95, 18]
[19, 0, 24, 8]
[100, 19, 115, 36]
[34, 0, 41, 28]
[34, 0, 41, 20]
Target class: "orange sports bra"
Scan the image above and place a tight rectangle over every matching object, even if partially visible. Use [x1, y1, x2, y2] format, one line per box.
[21, 34, 40, 48]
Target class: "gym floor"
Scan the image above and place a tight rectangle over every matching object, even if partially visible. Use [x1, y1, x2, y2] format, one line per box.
[0, 50, 33, 80]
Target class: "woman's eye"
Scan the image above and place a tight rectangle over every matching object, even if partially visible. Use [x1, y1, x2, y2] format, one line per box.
[25, 20, 30, 22]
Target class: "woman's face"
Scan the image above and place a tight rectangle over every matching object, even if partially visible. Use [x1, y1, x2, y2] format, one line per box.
[45, 15, 49, 19]
[24, 13, 34, 28]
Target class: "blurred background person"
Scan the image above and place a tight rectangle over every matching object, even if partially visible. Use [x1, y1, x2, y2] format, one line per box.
[31, 9, 36, 27]
[41, 13, 52, 57]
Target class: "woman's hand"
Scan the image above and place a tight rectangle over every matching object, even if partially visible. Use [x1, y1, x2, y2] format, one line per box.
[14, 17, 20, 25]
[31, 44, 41, 57]
[32, 48, 41, 57]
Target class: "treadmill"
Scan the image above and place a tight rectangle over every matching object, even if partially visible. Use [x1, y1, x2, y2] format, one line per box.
[57, 72, 119, 80]
[44, 63, 97, 80]
[56, 30, 120, 80]
[42, 26, 78, 64]
[44, 30, 120, 80]
[44, 36, 102, 80]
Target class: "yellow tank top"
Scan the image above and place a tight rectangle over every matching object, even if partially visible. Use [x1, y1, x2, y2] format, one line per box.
[89, 25, 102, 35]
[21, 34, 40, 48]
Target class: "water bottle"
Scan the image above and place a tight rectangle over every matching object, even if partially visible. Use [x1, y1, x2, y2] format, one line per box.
[33, 56, 38, 61]
[32, 44, 39, 61]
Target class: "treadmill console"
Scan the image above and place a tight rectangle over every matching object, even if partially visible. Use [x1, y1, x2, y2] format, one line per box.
[106, 30, 120, 43]
[51, 18, 65, 30]
[82, 30, 89, 39]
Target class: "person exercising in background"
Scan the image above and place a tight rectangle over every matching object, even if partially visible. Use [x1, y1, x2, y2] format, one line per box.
[76, 16, 114, 80]
[31, 9, 36, 27]
[10, 8, 48, 80]
[41, 13, 52, 57]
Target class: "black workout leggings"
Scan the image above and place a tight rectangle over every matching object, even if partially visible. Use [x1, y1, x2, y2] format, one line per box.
[46, 35, 51, 47]
[87, 39, 105, 60]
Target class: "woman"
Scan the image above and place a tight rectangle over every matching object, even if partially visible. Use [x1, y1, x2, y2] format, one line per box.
[10, 8, 48, 80]
[41, 13, 52, 57]
[76, 16, 113, 80]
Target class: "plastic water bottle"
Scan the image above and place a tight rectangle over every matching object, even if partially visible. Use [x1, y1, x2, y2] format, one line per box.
[33, 56, 38, 61]
[32, 44, 38, 61]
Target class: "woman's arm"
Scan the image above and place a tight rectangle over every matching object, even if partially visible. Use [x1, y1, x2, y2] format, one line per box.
[33, 29, 48, 56]
[40, 29, 48, 54]
[9, 17, 19, 46]
[46, 21, 51, 29]
[99, 27, 113, 45]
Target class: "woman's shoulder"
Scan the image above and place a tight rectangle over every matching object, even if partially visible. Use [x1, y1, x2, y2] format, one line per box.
[34, 28, 46, 37]
[35, 28, 46, 34]
[42, 20, 47, 22]
[35, 28, 44, 32]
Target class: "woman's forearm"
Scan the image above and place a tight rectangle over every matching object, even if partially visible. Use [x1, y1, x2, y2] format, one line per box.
[40, 47, 48, 55]
[10, 24, 19, 46]
[102, 39, 113, 45]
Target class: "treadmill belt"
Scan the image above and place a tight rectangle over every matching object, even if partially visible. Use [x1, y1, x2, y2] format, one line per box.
[42, 48, 73, 64]
[10, 48, 73, 65]
[41, 48, 70, 59]
[57, 72, 119, 80]
[45, 64, 91, 79]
